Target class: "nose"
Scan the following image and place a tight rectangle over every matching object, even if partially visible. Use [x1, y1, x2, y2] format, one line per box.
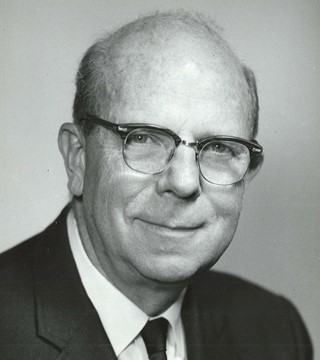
[156, 144, 201, 199]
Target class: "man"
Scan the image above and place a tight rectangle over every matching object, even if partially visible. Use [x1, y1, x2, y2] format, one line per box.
[0, 10, 313, 360]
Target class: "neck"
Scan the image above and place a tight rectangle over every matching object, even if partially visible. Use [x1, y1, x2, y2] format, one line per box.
[121, 278, 186, 317]
[71, 198, 187, 317]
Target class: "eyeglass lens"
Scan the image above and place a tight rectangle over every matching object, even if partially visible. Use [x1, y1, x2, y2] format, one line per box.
[123, 128, 251, 185]
[199, 141, 250, 185]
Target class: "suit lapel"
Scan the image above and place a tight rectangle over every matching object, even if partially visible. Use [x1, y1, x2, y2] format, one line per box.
[33, 207, 117, 359]
[182, 274, 240, 360]
[56, 313, 117, 360]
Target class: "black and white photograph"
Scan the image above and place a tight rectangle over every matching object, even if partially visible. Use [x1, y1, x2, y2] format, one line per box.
[1, 1, 319, 359]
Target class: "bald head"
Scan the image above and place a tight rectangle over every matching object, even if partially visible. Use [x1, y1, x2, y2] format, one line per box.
[73, 10, 259, 138]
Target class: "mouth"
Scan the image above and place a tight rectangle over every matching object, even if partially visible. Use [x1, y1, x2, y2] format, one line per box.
[135, 218, 204, 233]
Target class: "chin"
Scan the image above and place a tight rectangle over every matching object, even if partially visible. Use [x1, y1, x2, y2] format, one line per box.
[141, 256, 214, 285]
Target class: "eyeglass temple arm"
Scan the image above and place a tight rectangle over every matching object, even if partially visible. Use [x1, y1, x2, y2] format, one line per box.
[82, 114, 129, 138]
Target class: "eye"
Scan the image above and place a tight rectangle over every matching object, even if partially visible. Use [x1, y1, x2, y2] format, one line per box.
[128, 133, 154, 144]
[205, 142, 234, 156]
[126, 130, 169, 147]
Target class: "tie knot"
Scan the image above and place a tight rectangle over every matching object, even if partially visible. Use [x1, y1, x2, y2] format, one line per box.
[141, 318, 169, 360]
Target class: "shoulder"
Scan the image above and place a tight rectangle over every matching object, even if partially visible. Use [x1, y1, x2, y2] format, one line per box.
[0, 235, 44, 355]
[191, 269, 304, 318]
[194, 269, 287, 304]
[0, 205, 70, 273]
[0, 237, 39, 291]
[0, 223, 55, 314]
[0, 205, 70, 307]
[0, 207, 70, 358]
[187, 270, 313, 358]
[0, 205, 70, 289]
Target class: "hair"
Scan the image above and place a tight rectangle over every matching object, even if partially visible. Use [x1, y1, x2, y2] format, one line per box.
[73, 10, 259, 138]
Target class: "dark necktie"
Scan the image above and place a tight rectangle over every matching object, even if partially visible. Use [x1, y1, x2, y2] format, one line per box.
[141, 318, 169, 360]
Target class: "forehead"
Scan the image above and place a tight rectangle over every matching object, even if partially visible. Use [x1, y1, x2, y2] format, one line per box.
[108, 31, 251, 139]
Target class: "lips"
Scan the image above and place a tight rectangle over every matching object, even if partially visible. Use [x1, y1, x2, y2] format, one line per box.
[135, 218, 205, 231]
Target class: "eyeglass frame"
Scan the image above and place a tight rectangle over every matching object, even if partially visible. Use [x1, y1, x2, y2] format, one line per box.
[80, 113, 263, 184]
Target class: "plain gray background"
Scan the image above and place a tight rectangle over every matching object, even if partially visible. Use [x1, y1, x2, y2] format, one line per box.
[1, 0, 320, 357]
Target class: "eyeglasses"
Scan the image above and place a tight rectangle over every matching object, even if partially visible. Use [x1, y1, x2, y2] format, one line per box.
[81, 114, 263, 186]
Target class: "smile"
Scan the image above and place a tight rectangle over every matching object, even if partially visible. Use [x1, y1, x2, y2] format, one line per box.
[135, 219, 204, 233]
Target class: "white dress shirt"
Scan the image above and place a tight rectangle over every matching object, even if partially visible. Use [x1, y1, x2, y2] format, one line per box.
[67, 210, 187, 360]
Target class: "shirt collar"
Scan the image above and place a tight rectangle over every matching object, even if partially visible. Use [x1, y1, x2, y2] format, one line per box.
[67, 209, 185, 356]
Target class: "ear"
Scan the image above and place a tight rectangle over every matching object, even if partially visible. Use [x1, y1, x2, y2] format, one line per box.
[58, 123, 86, 196]
[244, 154, 264, 189]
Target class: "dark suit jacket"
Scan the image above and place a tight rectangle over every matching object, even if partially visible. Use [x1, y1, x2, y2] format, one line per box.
[0, 207, 313, 360]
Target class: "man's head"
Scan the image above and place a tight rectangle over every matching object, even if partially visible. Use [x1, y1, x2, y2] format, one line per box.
[59, 11, 263, 298]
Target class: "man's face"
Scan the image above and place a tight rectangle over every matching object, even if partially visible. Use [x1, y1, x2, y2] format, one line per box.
[80, 37, 253, 288]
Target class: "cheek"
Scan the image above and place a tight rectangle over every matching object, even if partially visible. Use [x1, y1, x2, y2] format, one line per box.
[84, 147, 152, 239]
[207, 180, 245, 218]
[204, 181, 245, 245]
[83, 142, 124, 217]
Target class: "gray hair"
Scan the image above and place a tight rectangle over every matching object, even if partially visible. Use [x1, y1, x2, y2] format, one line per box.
[73, 10, 259, 138]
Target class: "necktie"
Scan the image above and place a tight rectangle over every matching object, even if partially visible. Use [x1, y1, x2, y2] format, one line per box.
[141, 318, 169, 360]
